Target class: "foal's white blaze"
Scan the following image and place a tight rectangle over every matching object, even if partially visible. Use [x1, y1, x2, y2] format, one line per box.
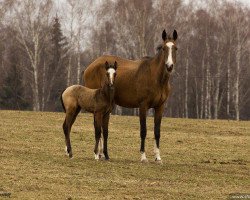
[166, 42, 174, 66]
[154, 144, 161, 161]
[107, 68, 116, 85]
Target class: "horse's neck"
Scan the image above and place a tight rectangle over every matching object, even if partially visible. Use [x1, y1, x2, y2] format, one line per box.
[152, 49, 170, 85]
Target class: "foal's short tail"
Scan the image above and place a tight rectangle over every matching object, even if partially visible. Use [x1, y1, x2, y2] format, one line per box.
[60, 90, 66, 113]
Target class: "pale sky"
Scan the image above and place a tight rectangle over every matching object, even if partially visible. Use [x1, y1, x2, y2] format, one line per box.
[239, 0, 250, 5]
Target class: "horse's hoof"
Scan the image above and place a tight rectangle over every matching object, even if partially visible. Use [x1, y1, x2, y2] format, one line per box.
[155, 158, 163, 164]
[105, 156, 110, 161]
[94, 154, 100, 160]
[141, 158, 148, 163]
[69, 152, 73, 159]
[99, 154, 104, 159]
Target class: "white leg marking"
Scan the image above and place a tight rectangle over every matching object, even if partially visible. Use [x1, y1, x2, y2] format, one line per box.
[98, 138, 104, 158]
[65, 146, 69, 156]
[154, 144, 161, 161]
[141, 152, 148, 162]
[94, 154, 99, 160]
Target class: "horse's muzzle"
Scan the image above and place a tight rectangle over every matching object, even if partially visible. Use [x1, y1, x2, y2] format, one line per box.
[166, 64, 174, 72]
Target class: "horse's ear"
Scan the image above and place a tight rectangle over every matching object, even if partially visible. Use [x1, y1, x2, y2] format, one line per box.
[114, 61, 118, 70]
[105, 61, 109, 70]
[173, 30, 178, 41]
[162, 29, 167, 41]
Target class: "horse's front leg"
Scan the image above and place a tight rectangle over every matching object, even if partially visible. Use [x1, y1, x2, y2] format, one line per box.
[154, 105, 164, 163]
[102, 112, 110, 160]
[139, 106, 148, 162]
[93, 112, 102, 160]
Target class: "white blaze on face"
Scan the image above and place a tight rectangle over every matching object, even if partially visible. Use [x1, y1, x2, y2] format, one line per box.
[107, 68, 116, 85]
[166, 42, 174, 66]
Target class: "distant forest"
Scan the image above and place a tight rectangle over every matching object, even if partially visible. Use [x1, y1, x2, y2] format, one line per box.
[0, 0, 249, 120]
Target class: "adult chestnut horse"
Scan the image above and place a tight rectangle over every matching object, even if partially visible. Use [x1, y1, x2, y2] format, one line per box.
[83, 30, 178, 162]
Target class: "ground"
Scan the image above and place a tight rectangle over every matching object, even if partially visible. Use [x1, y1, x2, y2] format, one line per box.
[0, 110, 249, 200]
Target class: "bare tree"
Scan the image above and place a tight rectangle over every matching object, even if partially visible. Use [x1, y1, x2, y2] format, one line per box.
[13, 0, 53, 111]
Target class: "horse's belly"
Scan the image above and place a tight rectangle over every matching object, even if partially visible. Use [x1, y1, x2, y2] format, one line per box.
[149, 90, 169, 108]
[115, 94, 138, 108]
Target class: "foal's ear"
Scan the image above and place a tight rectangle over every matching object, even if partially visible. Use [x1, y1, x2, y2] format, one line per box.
[114, 61, 118, 70]
[162, 29, 167, 41]
[173, 30, 178, 41]
[105, 61, 109, 70]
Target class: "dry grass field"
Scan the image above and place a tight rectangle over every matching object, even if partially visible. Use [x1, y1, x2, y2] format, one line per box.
[0, 110, 249, 200]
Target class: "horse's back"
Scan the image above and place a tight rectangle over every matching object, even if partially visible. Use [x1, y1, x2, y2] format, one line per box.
[84, 55, 141, 89]
[62, 85, 96, 111]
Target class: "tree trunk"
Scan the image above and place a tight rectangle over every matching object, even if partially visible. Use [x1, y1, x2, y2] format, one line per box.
[77, 50, 81, 84]
[200, 54, 205, 119]
[205, 32, 211, 119]
[185, 47, 189, 118]
[227, 38, 231, 118]
[235, 29, 241, 120]
[67, 55, 72, 86]
[41, 61, 46, 111]
[33, 64, 40, 111]
[214, 42, 222, 119]
[195, 76, 199, 119]
[77, 30, 81, 84]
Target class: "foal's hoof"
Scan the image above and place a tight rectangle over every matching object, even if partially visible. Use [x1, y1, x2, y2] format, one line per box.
[104, 156, 110, 161]
[68, 153, 73, 159]
[155, 158, 163, 164]
[65, 147, 73, 158]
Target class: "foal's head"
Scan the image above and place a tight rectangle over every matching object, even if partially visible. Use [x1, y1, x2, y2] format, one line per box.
[161, 29, 178, 73]
[105, 61, 118, 87]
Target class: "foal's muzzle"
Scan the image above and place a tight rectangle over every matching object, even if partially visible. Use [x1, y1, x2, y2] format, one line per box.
[166, 64, 174, 72]
[109, 84, 115, 89]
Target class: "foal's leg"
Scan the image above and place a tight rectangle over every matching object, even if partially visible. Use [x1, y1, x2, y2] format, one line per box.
[93, 112, 102, 160]
[63, 106, 81, 158]
[102, 112, 110, 160]
[139, 106, 148, 162]
[154, 105, 164, 163]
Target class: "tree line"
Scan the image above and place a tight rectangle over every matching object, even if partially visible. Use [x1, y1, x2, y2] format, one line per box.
[0, 0, 249, 120]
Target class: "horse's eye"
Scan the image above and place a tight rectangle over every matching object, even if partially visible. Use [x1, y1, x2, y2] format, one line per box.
[175, 47, 178, 51]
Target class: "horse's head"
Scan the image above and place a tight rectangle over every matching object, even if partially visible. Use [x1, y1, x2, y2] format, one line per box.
[105, 61, 118, 87]
[161, 29, 178, 73]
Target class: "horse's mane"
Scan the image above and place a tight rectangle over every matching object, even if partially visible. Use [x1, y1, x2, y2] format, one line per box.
[156, 44, 163, 52]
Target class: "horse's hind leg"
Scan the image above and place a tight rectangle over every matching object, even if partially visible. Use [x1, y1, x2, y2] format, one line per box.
[63, 117, 73, 158]
[93, 112, 102, 160]
[63, 106, 81, 158]
[102, 112, 110, 160]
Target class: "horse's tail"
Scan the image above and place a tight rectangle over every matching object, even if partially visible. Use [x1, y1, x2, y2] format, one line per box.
[60, 90, 66, 113]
